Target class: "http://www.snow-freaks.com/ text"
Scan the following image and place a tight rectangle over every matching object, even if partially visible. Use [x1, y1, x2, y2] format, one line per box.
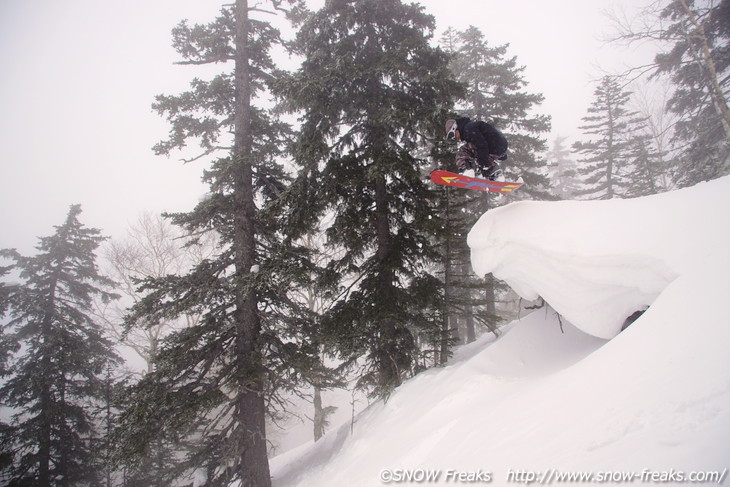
[378, 467, 728, 484]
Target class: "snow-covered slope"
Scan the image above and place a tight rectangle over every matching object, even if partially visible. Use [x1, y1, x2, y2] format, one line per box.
[270, 177, 730, 486]
[469, 178, 730, 338]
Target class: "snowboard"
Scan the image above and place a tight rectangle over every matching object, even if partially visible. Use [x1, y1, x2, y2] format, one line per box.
[430, 170, 523, 193]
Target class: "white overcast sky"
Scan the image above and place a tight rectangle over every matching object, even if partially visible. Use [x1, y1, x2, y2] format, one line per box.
[0, 0, 653, 255]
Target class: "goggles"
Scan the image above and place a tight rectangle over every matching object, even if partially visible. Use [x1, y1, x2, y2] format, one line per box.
[446, 122, 458, 140]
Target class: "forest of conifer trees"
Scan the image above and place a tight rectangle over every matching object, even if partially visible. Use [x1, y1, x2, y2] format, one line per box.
[1, 0, 727, 485]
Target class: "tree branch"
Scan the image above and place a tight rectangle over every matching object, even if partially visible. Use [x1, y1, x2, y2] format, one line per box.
[180, 146, 231, 164]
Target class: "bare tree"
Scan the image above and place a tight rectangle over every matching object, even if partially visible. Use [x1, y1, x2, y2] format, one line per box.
[288, 231, 343, 442]
[631, 79, 682, 191]
[96, 212, 218, 373]
[605, 0, 730, 183]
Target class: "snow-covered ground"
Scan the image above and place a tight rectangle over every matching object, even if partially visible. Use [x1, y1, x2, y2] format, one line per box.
[270, 176, 730, 486]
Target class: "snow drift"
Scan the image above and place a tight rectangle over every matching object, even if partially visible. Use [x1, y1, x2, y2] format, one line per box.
[270, 176, 730, 486]
[469, 178, 730, 338]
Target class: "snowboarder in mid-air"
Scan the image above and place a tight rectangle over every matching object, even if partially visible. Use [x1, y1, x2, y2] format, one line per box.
[445, 117, 508, 181]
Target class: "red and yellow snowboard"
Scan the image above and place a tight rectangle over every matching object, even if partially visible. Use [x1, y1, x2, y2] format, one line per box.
[430, 170, 523, 193]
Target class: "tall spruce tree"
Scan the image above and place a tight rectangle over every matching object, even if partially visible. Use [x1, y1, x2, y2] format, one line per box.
[0, 205, 120, 486]
[113, 2, 324, 486]
[428, 133, 473, 358]
[429, 32, 482, 352]
[0, 271, 12, 486]
[573, 76, 646, 199]
[277, 0, 462, 397]
[448, 26, 552, 200]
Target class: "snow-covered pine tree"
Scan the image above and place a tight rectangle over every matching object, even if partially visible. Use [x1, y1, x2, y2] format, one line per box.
[0, 205, 120, 486]
[113, 2, 326, 486]
[277, 0, 462, 397]
[573, 76, 646, 199]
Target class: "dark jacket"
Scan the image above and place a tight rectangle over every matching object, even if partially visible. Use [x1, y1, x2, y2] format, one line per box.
[455, 117, 508, 166]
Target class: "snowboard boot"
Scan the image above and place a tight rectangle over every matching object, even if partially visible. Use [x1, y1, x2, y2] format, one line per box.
[481, 163, 504, 181]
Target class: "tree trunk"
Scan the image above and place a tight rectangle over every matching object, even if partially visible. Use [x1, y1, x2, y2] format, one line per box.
[313, 385, 325, 441]
[480, 196, 499, 336]
[374, 173, 401, 389]
[484, 274, 499, 335]
[462, 261, 477, 343]
[38, 360, 51, 487]
[678, 0, 730, 143]
[604, 88, 615, 200]
[38, 279, 58, 487]
[233, 1, 270, 485]
[440, 189, 453, 364]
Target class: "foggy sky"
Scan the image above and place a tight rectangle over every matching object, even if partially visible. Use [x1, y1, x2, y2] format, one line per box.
[0, 0, 651, 254]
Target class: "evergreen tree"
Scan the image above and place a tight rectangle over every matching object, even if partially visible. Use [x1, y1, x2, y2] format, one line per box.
[113, 2, 324, 486]
[655, 0, 730, 184]
[624, 134, 665, 197]
[608, 0, 730, 184]
[434, 28, 486, 349]
[573, 76, 646, 199]
[0, 205, 120, 486]
[0, 271, 13, 485]
[427, 132, 472, 357]
[546, 136, 580, 200]
[630, 82, 680, 193]
[98, 214, 219, 484]
[438, 26, 552, 342]
[278, 0, 462, 397]
[449, 26, 552, 199]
